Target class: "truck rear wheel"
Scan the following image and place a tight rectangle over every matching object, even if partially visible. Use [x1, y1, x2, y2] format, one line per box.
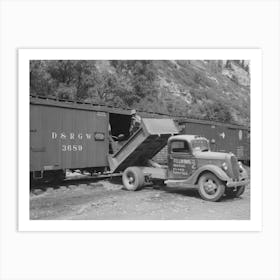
[198, 172, 225, 202]
[122, 167, 145, 191]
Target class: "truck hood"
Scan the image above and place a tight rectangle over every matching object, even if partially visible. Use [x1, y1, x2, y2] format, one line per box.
[194, 151, 230, 160]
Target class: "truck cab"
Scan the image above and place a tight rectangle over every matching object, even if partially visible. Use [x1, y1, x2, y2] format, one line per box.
[165, 135, 249, 201]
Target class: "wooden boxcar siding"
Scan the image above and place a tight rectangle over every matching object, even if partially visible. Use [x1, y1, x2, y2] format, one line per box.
[153, 122, 250, 163]
[181, 122, 250, 161]
[30, 104, 109, 172]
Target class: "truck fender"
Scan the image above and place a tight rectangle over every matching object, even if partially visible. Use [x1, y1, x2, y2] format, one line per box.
[192, 164, 230, 185]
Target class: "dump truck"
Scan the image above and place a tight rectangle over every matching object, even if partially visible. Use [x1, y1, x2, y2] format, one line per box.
[108, 118, 249, 202]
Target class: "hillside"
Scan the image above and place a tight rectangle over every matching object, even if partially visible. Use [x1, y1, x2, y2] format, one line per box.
[30, 60, 250, 126]
[154, 60, 250, 125]
[93, 60, 250, 125]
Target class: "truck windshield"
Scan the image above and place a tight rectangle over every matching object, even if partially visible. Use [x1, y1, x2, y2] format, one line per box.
[191, 139, 209, 152]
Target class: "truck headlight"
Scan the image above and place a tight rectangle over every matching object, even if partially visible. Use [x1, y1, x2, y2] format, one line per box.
[222, 162, 228, 171]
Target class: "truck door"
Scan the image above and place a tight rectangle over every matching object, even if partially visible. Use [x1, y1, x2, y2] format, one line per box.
[168, 140, 196, 179]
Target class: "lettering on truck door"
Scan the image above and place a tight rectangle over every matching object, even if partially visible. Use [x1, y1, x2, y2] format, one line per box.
[168, 140, 195, 179]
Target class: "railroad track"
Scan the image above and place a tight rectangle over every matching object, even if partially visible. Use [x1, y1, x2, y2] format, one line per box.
[30, 173, 122, 191]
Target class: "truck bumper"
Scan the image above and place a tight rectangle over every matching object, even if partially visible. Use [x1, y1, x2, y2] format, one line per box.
[226, 179, 249, 188]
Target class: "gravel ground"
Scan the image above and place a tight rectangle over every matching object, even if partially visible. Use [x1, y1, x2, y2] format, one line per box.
[30, 177, 250, 220]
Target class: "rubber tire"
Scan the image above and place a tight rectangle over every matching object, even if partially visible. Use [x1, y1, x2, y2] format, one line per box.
[235, 185, 245, 197]
[198, 172, 226, 202]
[122, 167, 145, 191]
[226, 185, 245, 198]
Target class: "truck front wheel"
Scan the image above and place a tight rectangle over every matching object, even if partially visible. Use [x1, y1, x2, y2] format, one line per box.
[198, 172, 225, 202]
[122, 167, 145, 191]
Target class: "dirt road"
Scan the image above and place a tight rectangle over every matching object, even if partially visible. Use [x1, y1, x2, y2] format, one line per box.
[30, 177, 250, 220]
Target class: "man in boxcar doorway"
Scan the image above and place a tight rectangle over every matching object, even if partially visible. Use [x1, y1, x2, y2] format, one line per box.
[129, 109, 141, 135]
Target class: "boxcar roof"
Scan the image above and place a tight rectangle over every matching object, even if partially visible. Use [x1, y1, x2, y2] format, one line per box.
[30, 95, 250, 130]
[176, 117, 250, 130]
[30, 95, 173, 118]
[30, 95, 132, 115]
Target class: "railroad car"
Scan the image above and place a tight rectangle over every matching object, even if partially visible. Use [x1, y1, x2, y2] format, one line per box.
[177, 119, 250, 165]
[30, 95, 133, 182]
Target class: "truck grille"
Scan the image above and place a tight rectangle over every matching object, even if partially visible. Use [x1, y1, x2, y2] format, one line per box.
[230, 155, 239, 180]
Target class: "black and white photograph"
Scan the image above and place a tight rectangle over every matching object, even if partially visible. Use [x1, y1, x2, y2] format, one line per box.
[28, 58, 251, 221]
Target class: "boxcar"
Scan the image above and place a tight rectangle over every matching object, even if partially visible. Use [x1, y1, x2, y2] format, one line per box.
[30, 96, 132, 181]
[177, 119, 250, 165]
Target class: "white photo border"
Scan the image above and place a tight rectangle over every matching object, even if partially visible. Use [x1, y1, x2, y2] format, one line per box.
[18, 48, 262, 232]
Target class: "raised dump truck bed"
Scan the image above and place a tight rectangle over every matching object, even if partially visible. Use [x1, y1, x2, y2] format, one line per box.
[108, 118, 179, 173]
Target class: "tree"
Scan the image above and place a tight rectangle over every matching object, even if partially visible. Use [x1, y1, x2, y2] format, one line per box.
[108, 60, 159, 107]
[46, 60, 97, 100]
[30, 61, 54, 96]
[225, 60, 232, 69]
